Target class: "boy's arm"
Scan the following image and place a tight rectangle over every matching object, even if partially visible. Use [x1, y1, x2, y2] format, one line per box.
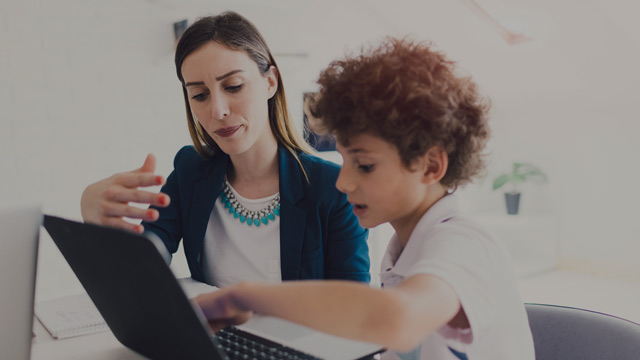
[195, 275, 461, 351]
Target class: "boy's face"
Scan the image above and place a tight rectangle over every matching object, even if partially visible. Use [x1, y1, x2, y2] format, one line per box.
[335, 134, 431, 231]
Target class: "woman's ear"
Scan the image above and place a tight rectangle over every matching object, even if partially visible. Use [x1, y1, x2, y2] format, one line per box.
[421, 146, 449, 185]
[266, 66, 278, 99]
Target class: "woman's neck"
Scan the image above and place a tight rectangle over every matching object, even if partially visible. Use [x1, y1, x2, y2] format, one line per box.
[226, 139, 279, 199]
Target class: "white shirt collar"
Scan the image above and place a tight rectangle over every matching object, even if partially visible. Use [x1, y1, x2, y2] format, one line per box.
[381, 194, 460, 277]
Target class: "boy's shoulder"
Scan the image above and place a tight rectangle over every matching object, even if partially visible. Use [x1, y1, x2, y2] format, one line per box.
[394, 195, 506, 271]
[410, 195, 490, 238]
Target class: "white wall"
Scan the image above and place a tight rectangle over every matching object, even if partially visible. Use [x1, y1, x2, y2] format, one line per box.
[2, 0, 639, 300]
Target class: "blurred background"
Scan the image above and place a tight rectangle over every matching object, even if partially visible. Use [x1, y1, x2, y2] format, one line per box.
[1, 0, 638, 319]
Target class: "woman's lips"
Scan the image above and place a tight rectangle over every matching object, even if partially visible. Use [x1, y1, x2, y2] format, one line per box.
[214, 125, 242, 138]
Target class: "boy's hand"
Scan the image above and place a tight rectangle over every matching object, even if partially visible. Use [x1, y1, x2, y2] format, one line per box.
[195, 286, 253, 332]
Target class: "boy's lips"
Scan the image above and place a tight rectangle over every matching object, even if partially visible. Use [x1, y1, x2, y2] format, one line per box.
[352, 203, 368, 217]
[214, 125, 242, 137]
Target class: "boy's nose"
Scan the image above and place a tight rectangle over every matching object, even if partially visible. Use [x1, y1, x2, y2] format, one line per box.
[335, 168, 355, 194]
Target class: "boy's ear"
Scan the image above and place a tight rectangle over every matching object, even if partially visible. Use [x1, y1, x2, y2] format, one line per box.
[421, 146, 448, 185]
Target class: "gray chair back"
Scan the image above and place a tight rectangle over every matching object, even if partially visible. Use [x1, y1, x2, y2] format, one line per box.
[525, 303, 640, 360]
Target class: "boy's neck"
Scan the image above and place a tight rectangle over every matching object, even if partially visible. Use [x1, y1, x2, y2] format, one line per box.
[391, 185, 448, 248]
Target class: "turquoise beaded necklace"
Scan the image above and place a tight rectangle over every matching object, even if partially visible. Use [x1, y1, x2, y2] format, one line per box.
[219, 179, 280, 227]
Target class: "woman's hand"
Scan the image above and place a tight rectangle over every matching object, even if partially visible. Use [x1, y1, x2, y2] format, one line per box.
[80, 154, 170, 234]
[195, 286, 253, 333]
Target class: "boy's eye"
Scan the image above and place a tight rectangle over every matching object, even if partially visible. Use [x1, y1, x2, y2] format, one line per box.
[358, 164, 375, 173]
[191, 92, 208, 102]
[226, 84, 243, 93]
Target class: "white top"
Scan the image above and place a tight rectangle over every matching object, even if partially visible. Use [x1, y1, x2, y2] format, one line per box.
[202, 184, 281, 288]
[379, 194, 535, 360]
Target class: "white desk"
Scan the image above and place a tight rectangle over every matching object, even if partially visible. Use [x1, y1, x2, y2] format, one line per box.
[31, 308, 382, 360]
[32, 316, 145, 360]
[31, 279, 382, 360]
[30, 278, 215, 360]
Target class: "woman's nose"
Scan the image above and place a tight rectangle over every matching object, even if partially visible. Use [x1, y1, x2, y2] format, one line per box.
[210, 93, 230, 120]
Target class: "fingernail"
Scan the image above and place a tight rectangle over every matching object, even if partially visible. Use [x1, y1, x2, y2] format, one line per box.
[155, 175, 163, 184]
[159, 196, 167, 205]
[147, 210, 156, 220]
[136, 225, 144, 233]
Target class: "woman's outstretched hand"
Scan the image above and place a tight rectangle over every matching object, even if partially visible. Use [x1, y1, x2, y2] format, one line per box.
[80, 153, 170, 234]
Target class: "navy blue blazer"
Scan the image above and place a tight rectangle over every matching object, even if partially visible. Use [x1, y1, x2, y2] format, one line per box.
[143, 145, 370, 284]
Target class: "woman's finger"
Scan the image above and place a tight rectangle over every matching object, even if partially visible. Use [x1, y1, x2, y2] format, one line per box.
[112, 172, 165, 189]
[100, 201, 159, 221]
[105, 187, 170, 207]
[100, 217, 144, 234]
[135, 153, 157, 174]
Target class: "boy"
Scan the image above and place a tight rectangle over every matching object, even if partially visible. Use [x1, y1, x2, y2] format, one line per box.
[195, 37, 535, 359]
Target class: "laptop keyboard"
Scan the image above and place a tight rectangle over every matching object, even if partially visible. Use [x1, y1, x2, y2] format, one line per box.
[216, 326, 323, 360]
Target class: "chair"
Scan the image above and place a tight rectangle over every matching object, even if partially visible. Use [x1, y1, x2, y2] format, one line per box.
[525, 303, 640, 360]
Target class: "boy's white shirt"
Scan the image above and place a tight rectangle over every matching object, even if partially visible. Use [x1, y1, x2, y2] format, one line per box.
[379, 194, 535, 360]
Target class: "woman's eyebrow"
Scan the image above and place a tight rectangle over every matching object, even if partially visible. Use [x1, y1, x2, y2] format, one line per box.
[185, 81, 204, 87]
[184, 70, 245, 87]
[215, 69, 244, 81]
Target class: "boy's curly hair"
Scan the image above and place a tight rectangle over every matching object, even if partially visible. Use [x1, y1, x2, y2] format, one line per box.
[309, 37, 491, 190]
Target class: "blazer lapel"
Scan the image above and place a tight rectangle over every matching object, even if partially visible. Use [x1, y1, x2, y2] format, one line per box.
[278, 147, 307, 280]
[188, 153, 228, 266]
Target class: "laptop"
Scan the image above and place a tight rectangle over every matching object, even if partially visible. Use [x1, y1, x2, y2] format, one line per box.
[0, 204, 41, 360]
[42, 215, 384, 360]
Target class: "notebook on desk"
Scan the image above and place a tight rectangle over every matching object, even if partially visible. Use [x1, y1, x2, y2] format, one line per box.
[0, 204, 41, 360]
[35, 292, 109, 339]
[42, 215, 384, 360]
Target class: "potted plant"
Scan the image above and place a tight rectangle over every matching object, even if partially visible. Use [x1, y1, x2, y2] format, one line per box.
[492, 162, 547, 215]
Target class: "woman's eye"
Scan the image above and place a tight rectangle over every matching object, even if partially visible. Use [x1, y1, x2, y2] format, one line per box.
[358, 164, 375, 173]
[226, 84, 243, 93]
[191, 93, 208, 102]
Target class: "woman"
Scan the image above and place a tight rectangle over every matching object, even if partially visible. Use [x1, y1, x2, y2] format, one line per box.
[80, 11, 370, 287]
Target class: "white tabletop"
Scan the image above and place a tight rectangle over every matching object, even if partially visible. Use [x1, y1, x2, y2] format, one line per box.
[31, 317, 145, 360]
[30, 278, 217, 360]
[30, 279, 382, 360]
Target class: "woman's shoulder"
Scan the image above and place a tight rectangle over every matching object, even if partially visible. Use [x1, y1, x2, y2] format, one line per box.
[295, 153, 345, 200]
[296, 151, 341, 178]
[174, 145, 200, 162]
[172, 146, 228, 182]
[173, 145, 222, 166]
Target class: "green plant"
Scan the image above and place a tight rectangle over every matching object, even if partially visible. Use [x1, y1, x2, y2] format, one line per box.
[492, 162, 547, 193]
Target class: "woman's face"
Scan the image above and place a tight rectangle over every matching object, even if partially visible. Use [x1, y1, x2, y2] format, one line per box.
[181, 41, 278, 156]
